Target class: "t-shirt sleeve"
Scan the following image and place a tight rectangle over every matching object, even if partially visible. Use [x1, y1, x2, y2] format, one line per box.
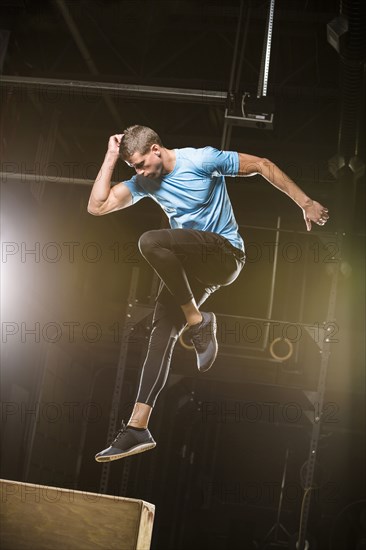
[201, 146, 239, 177]
[122, 176, 147, 204]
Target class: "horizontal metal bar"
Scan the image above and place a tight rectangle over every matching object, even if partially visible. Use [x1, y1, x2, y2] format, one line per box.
[236, 223, 338, 236]
[216, 313, 329, 327]
[218, 352, 282, 362]
[0, 75, 227, 104]
[0, 75, 338, 102]
[0, 171, 94, 186]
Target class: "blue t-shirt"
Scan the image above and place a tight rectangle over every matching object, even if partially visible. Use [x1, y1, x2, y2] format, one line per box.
[123, 146, 244, 251]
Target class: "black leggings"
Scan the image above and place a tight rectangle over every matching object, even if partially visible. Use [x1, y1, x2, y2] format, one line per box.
[135, 229, 245, 407]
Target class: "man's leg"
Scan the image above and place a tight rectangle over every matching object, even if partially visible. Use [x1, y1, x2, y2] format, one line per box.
[95, 282, 213, 462]
[126, 228, 245, 426]
[95, 229, 244, 461]
[138, 228, 244, 372]
[137, 228, 243, 316]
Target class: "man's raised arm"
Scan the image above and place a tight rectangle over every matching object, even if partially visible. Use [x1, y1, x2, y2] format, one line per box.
[237, 152, 329, 231]
[87, 134, 132, 216]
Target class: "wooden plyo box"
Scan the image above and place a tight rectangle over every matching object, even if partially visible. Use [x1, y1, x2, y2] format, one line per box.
[0, 479, 155, 550]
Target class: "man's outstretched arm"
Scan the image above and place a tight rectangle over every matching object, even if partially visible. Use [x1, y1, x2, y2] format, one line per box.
[87, 134, 132, 216]
[237, 152, 329, 231]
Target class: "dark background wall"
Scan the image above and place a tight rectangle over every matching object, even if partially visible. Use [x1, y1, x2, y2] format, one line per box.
[1, 1, 365, 549]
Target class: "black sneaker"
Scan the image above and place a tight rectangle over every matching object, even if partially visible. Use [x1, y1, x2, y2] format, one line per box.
[95, 421, 156, 462]
[185, 312, 218, 373]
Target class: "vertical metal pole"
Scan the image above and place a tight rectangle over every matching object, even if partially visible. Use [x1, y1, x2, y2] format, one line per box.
[296, 237, 341, 549]
[228, 0, 245, 95]
[99, 267, 140, 494]
[221, 0, 250, 150]
[22, 343, 50, 480]
[263, 216, 281, 349]
[234, 2, 251, 95]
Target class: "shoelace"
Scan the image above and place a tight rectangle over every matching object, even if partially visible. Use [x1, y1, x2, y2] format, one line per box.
[190, 321, 213, 350]
[111, 420, 128, 443]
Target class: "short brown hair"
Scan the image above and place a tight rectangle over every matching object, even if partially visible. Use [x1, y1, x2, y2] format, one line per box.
[120, 125, 163, 160]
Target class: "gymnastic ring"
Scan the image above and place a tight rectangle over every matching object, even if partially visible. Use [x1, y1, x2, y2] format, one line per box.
[179, 326, 195, 350]
[269, 337, 293, 361]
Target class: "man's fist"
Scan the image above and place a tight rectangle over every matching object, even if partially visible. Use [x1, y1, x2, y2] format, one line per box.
[107, 134, 124, 156]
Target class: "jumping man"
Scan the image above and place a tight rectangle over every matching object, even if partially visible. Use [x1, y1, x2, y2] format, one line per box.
[87, 125, 329, 462]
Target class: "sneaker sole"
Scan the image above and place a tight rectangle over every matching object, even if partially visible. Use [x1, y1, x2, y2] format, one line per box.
[95, 442, 156, 462]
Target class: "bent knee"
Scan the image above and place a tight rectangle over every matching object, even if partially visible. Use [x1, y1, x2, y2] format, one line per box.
[138, 230, 156, 255]
[138, 229, 166, 256]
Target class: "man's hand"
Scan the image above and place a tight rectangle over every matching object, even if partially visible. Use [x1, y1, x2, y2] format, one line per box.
[107, 134, 124, 157]
[302, 200, 329, 231]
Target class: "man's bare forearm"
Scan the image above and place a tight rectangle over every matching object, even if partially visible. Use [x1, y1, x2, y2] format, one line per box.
[238, 153, 329, 231]
[88, 151, 119, 211]
[259, 158, 313, 209]
[238, 153, 312, 208]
